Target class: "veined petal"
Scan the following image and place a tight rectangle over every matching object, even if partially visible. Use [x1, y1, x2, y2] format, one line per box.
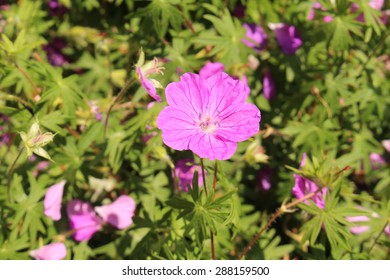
[206, 72, 247, 117]
[165, 73, 209, 117]
[189, 133, 237, 160]
[217, 103, 260, 142]
[157, 107, 198, 150]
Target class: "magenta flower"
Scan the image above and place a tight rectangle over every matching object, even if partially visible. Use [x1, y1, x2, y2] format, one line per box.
[262, 72, 276, 100]
[351, 0, 385, 23]
[385, 225, 390, 237]
[241, 23, 268, 51]
[292, 154, 327, 209]
[137, 67, 162, 102]
[346, 208, 390, 236]
[199, 62, 225, 79]
[269, 23, 303, 55]
[43, 37, 68, 67]
[44, 180, 65, 221]
[346, 215, 371, 234]
[29, 242, 67, 260]
[48, 0, 68, 17]
[94, 195, 136, 230]
[258, 168, 272, 192]
[157, 72, 261, 160]
[67, 200, 102, 241]
[174, 159, 204, 191]
[307, 2, 333, 22]
[370, 152, 386, 169]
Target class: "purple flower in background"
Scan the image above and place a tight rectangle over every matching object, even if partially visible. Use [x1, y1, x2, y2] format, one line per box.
[157, 72, 260, 160]
[346, 215, 371, 234]
[346, 208, 390, 236]
[370, 152, 386, 169]
[0, 114, 11, 146]
[351, 0, 385, 23]
[269, 23, 303, 55]
[174, 159, 204, 192]
[292, 154, 327, 209]
[232, 3, 246, 18]
[385, 225, 390, 237]
[43, 38, 68, 67]
[95, 195, 136, 230]
[258, 168, 272, 192]
[29, 242, 67, 260]
[307, 2, 333, 22]
[262, 72, 276, 100]
[44, 180, 65, 221]
[199, 62, 225, 79]
[67, 200, 102, 242]
[241, 23, 268, 52]
[88, 101, 102, 121]
[48, 0, 68, 17]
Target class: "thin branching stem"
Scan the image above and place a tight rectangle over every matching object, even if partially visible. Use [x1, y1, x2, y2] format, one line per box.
[212, 161, 218, 193]
[199, 158, 208, 197]
[237, 190, 320, 260]
[15, 64, 39, 97]
[7, 147, 25, 204]
[104, 78, 135, 138]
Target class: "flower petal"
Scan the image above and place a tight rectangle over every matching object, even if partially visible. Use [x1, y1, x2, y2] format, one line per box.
[189, 133, 237, 160]
[95, 195, 136, 230]
[66, 200, 102, 241]
[137, 67, 162, 102]
[29, 242, 67, 260]
[44, 180, 65, 221]
[165, 73, 209, 117]
[217, 103, 260, 142]
[157, 107, 197, 151]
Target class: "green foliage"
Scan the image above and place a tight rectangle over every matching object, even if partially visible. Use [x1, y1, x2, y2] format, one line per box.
[0, 0, 389, 261]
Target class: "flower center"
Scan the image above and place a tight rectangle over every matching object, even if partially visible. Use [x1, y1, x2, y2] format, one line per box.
[197, 114, 219, 133]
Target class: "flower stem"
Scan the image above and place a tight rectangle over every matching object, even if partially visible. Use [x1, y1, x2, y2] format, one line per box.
[368, 223, 388, 254]
[15, 64, 39, 97]
[199, 158, 208, 197]
[199, 157, 216, 259]
[7, 147, 25, 204]
[212, 161, 218, 193]
[104, 78, 135, 139]
[237, 190, 318, 260]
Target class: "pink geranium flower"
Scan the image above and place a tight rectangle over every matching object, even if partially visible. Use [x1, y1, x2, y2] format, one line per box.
[199, 62, 225, 79]
[174, 159, 204, 191]
[94, 195, 136, 230]
[258, 168, 272, 192]
[44, 180, 66, 221]
[292, 154, 327, 209]
[157, 72, 261, 160]
[67, 200, 102, 241]
[262, 72, 276, 100]
[370, 152, 386, 169]
[241, 23, 268, 51]
[29, 242, 67, 260]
